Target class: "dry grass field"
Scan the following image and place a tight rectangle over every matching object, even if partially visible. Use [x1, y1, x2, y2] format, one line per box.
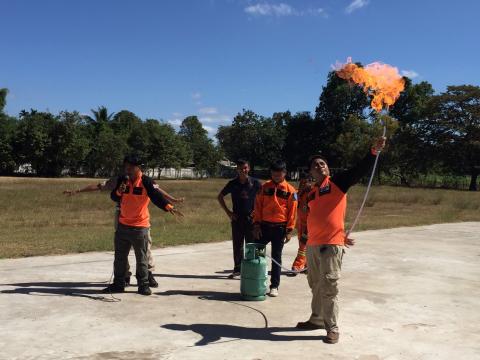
[0, 177, 479, 258]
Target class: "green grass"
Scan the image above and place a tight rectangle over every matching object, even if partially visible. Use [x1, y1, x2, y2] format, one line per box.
[0, 177, 479, 258]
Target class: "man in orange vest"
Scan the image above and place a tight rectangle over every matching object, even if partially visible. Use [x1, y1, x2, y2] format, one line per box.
[103, 155, 183, 296]
[63, 177, 184, 288]
[253, 160, 298, 297]
[290, 172, 312, 274]
[296, 137, 386, 344]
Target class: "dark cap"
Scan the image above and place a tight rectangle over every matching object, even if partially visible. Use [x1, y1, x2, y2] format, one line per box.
[123, 154, 144, 167]
[270, 160, 287, 172]
[308, 154, 328, 168]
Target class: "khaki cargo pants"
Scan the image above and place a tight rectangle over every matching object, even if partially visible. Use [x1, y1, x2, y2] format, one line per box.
[306, 244, 344, 333]
[114, 208, 155, 273]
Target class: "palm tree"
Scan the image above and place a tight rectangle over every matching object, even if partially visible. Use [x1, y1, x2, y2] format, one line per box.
[85, 106, 115, 126]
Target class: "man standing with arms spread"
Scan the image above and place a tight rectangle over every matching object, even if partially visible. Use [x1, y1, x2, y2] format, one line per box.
[296, 136, 386, 344]
[64, 176, 184, 288]
[103, 155, 182, 296]
[218, 159, 262, 279]
[253, 160, 297, 297]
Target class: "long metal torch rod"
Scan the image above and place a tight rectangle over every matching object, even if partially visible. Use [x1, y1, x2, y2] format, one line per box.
[346, 121, 387, 236]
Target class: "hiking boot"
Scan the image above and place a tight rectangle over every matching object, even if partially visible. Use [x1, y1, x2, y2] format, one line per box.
[148, 272, 158, 288]
[268, 287, 279, 297]
[102, 284, 125, 294]
[323, 331, 339, 344]
[296, 321, 325, 330]
[138, 285, 152, 296]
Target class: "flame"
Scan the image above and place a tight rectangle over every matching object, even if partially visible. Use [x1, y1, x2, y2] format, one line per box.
[335, 57, 405, 112]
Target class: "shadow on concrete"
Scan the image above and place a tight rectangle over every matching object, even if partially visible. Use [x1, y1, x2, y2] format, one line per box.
[0, 281, 121, 302]
[162, 323, 323, 346]
[154, 273, 231, 280]
[156, 289, 241, 301]
[214, 270, 232, 274]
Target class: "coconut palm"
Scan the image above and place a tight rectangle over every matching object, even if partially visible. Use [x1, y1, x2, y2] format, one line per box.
[85, 106, 115, 127]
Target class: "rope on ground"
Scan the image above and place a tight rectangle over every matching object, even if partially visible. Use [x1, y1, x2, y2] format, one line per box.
[106, 268, 122, 302]
[264, 254, 307, 275]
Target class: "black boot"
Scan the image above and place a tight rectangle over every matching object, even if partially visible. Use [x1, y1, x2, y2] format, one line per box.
[102, 283, 125, 294]
[138, 285, 152, 296]
[148, 271, 158, 288]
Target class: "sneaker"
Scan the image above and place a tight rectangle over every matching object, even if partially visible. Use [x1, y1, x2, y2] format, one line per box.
[323, 331, 339, 344]
[296, 321, 325, 330]
[268, 287, 279, 297]
[138, 285, 152, 296]
[228, 271, 241, 279]
[148, 272, 158, 288]
[102, 284, 125, 294]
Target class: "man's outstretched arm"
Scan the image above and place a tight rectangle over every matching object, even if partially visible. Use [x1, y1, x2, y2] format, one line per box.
[143, 176, 184, 217]
[332, 136, 386, 193]
[63, 183, 101, 195]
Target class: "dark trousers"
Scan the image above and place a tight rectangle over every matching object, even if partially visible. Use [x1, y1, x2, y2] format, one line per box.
[113, 223, 149, 288]
[231, 215, 254, 272]
[258, 223, 286, 289]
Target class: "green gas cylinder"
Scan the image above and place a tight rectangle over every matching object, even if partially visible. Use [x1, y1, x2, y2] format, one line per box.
[240, 243, 268, 301]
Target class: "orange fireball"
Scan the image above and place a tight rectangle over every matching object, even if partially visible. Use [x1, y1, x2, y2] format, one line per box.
[335, 57, 405, 112]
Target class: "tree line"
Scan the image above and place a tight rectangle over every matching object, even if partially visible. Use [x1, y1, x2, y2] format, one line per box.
[1, 69, 479, 190]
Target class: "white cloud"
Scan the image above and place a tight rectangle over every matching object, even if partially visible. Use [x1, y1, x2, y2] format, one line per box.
[191, 92, 202, 100]
[244, 3, 325, 17]
[345, 0, 369, 14]
[199, 115, 231, 124]
[198, 107, 218, 115]
[245, 3, 293, 16]
[172, 112, 182, 117]
[167, 119, 182, 126]
[203, 125, 217, 134]
[401, 70, 419, 79]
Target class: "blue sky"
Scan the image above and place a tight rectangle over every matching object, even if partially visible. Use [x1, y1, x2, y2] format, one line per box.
[1, 0, 479, 136]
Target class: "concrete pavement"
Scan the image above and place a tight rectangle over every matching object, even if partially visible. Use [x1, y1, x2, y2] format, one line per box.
[0, 222, 479, 360]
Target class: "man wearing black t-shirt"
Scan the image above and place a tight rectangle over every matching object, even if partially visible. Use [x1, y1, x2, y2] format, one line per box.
[218, 159, 262, 278]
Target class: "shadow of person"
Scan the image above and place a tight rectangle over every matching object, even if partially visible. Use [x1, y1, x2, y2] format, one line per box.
[214, 270, 232, 274]
[162, 323, 323, 346]
[0, 281, 120, 301]
[153, 273, 230, 280]
[156, 289, 241, 301]
[3, 282, 107, 288]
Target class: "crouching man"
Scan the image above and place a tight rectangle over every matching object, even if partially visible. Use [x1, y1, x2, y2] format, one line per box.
[103, 155, 182, 296]
[296, 137, 386, 343]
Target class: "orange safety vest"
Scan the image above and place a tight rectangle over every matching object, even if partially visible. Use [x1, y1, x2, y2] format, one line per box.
[112, 172, 172, 228]
[253, 179, 298, 230]
[306, 150, 377, 246]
